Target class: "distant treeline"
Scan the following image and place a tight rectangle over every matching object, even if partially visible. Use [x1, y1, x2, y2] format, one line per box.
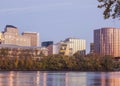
[0, 48, 119, 71]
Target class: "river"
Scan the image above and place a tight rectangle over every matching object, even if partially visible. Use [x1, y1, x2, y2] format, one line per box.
[0, 71, 119, 86]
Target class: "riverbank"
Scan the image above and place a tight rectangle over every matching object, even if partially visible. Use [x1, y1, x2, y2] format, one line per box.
[0, 54, 119, 71]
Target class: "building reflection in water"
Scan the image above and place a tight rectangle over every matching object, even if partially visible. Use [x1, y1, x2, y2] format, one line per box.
[65, 72, 87, 86]
[0, 71, 15, 86]
[41, 72, 87, 86]
[9, 71, 14, 86]
[34, 71, 47, 86]
[47, 72, 66, 86]
[43, 72, 47, 86]
[0, 72, 120, 86]
[0, 71, 86, 86]
[87, 72, 120, 86]
[87, 72, 107, 86]
[108, 72, 120, 86]
[35, 71, 40, 86]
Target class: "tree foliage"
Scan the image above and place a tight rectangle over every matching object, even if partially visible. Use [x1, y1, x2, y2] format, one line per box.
[0, 48, 118, 71]
[98, 0, 120, 19]
[0, 53, 118, 71]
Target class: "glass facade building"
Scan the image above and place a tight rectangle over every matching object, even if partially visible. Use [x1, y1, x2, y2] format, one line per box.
[94, 27, 120, 57]
[41, 41, 53, 47]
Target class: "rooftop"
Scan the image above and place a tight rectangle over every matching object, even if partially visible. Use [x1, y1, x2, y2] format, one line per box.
[5, 25, 17, 29]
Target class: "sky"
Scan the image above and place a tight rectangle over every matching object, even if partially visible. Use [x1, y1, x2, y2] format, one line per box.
[0, 0, 120, 53]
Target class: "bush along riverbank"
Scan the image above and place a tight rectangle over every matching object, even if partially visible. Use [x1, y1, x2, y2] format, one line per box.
[0, 53, 119, 71]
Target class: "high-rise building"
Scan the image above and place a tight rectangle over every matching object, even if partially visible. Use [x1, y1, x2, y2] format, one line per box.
[94, 27, 120, 57]
[22, 32, 39, 47]
[2, 25, 31, 46]
[0, 25, 40, 47]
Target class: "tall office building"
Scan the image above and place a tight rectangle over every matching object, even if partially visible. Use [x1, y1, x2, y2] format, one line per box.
[22, 32, 39, 47]
[94, 27, 120, 57]
[2, 25, 31, 46]
[0, 25, 40, 47]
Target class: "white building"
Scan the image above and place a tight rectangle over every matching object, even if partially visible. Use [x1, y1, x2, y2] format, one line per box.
[57, 38, 86, 56]
[46, 38, 86, 56]
[52, 44, 60, 54]
[64, 38, 86, 55]
[47, 44, 59, 55]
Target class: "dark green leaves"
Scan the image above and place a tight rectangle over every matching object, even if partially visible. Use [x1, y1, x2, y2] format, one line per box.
[98, 0, 120, 19]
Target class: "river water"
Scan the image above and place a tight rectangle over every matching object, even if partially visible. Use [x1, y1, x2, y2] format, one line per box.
[0, 71, 119, 86]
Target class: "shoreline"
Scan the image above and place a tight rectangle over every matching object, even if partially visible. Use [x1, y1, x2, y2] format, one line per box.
[0, 69, 116, 72]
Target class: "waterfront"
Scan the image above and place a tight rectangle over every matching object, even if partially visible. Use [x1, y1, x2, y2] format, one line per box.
[0, 71, 119, 86]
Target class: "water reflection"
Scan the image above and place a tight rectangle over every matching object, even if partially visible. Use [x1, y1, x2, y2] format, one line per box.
[87, 72, 120, 86]
[66, 72, 87, 86]
[0, 71, 119, 86]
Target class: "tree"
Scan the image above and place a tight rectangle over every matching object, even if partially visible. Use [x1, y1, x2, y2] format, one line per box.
[0, 48, 9, 58]
[73, 51, 84, 58]
[100, 55, 114, 71]
[98, 0, 120, 19]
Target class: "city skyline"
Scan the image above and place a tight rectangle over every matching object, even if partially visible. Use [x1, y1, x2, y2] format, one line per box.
[1, 25, 120, 54]
[0, 0, 120, 53]
[0, 1, 120, 85]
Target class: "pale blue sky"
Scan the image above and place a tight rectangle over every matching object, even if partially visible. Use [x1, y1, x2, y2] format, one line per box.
[0, 0, 120, 53]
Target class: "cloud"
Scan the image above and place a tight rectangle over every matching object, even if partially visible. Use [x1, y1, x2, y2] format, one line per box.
[0, 2, 72, 14]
